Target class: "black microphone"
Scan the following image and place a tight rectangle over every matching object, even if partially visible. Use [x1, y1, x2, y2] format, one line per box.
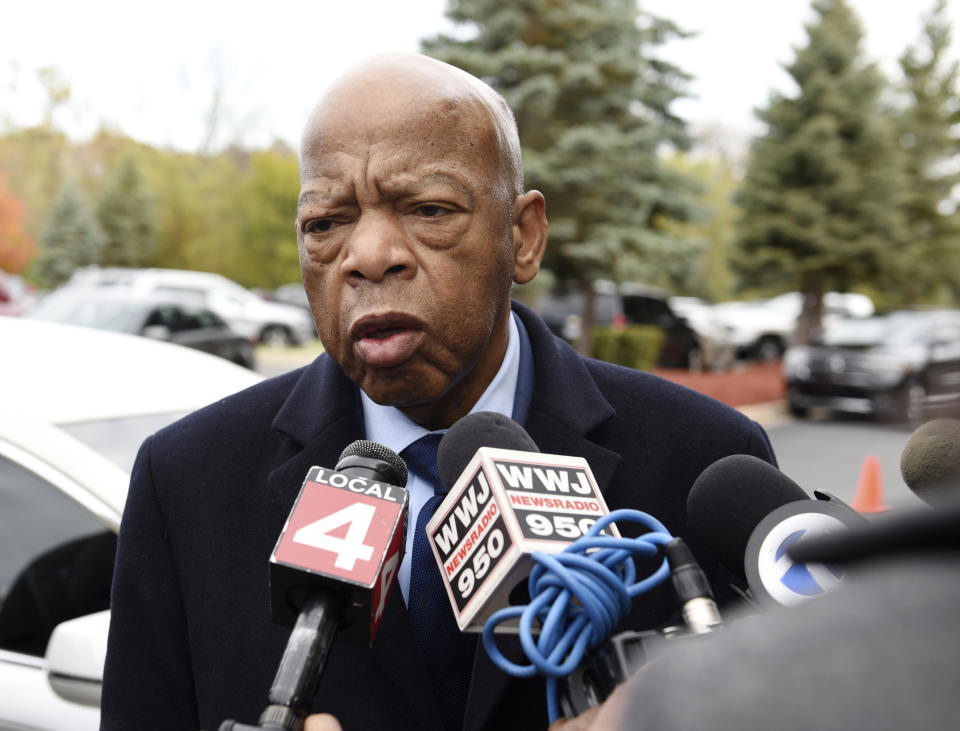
[900, 418, 960, 505]
[686, 454, 863, 609]
[436, 410, 540, 488]
[219, 441, 409, 731]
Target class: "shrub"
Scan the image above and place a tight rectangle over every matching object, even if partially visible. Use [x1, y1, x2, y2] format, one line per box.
[592, 325, 665, 371]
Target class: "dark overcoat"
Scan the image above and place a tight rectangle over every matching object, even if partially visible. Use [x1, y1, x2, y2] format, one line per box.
[102, 302, 775, 730]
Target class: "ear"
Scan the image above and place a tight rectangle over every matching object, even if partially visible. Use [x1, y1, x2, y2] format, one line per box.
[511, 190, 548, 285]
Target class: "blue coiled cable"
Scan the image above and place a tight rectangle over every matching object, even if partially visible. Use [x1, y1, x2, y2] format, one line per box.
[481, 509, 675, 723]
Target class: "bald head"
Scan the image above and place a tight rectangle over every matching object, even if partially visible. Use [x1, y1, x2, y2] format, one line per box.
[294, 52, 547, 430]
[299, 53, 523, 205]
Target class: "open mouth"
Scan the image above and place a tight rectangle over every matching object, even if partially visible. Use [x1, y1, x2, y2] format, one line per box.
[352, 313, 424, 367]
[365, 326, 407, 340]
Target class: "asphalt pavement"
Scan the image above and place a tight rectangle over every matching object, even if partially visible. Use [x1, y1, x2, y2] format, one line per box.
[765, 413, 922, 512]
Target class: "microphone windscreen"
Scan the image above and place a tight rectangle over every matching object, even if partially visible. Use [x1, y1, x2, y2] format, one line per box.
[899, 418, 960, 505]
[437, 411, 539, 489]
[686, 454, 808, 578]
[338, 439, 408, 486]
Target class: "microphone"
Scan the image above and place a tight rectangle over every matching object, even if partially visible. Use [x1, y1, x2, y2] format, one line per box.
[686, 454, 863, 609]
[788, 498, 960, 566]
[426, 411, 619, 632]
[429, 412, 702, 725]
[899, 418, 960, 505]
[219, 440, 409, 731]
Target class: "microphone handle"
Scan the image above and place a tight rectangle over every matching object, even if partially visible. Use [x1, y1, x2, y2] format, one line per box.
[219, 586, 343, 731]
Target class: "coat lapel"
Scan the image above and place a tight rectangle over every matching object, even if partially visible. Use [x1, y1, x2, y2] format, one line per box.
[265, 354, 364, 520]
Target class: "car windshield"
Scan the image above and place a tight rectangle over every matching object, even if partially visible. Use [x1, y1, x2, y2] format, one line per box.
[818, 314, 927, 347]
[30, 292, 140, 332]
[59, 412, 190, 472]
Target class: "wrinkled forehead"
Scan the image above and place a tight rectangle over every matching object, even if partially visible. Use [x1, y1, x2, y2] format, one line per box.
[299, 60, 504, 178]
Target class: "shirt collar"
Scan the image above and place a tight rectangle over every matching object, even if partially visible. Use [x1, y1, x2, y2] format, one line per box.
[361, 312, 521, 453]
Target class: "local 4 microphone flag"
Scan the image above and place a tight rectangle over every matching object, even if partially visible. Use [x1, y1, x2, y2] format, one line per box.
[426, 447, 619, 633]
[270, 465, 408, 646]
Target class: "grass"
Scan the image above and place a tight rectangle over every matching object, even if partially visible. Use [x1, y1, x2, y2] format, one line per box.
[255, 338, 325, 363]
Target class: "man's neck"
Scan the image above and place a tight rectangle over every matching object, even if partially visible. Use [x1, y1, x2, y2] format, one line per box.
[362, 308, 522, 446]
[396, 311, 512, 430]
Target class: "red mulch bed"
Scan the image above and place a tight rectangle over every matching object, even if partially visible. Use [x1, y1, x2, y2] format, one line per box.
[651, 360, 787, 408]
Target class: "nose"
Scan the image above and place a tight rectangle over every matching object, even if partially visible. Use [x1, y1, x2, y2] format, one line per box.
[340, 209, 417, 285]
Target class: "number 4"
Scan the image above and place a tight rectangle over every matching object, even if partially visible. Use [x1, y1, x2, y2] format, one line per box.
[294, 502, 376, 571]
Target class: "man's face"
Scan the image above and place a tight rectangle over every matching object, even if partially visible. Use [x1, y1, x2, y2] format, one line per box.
[297, 84, 518, 429]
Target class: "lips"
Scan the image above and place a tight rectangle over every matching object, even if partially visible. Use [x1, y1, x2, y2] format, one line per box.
[350, 312, 424, 368]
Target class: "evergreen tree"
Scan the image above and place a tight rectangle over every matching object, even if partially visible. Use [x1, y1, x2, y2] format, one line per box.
[33, 182, 105, 287]
[422, 0, 701, 354]
[735, 0, 907, 342]
[96, 156, 157, 267]
[892, 0, 960, 305]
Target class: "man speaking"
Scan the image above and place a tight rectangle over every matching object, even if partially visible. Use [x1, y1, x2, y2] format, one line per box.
[102, 53, 775, 730]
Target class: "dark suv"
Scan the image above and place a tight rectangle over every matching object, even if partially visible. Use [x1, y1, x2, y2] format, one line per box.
[783, 309, 960, 423]
[537, 281, 701, 369]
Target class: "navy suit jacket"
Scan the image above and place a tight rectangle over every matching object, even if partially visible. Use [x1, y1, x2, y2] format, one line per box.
[102, 302, 775, 731]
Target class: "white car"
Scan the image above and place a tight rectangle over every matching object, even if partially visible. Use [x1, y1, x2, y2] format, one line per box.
[64, 267, 316, 347]
[668, 296, 737, 371]
[0, 317, 263, 730]
[711, 291, 874, 360]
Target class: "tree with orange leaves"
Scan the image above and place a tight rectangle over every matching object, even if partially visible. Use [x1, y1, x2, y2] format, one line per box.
[0, 171, 36, 274]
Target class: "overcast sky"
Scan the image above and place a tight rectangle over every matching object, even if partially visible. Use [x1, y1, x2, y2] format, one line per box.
[2, 0, 958, 156]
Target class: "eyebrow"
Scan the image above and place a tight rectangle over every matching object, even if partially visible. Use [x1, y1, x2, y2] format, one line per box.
[395, 172, 475, 205]
[297, 190, 333, 209]
[297, 171, 476, 210]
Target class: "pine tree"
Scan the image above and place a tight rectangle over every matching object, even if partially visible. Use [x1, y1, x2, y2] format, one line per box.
[735, 0, 907, 342]
[96, 156, 156, 267]
[33, 182, 105, 287]
[892, 0, 960, 305]
[422, 0, 701, 354]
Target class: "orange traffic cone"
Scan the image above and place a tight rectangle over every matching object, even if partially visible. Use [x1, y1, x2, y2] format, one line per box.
[851, 455, 890, 513]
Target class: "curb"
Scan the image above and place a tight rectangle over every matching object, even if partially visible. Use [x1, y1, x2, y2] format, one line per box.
[737, 400, 791, 430]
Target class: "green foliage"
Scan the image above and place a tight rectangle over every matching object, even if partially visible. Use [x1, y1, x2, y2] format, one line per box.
[734, 0, 908, 338]
[660, 153, 740, 301]
[423, 0, 703, 353]
[888, 0, 960, 306]
[135, 143, 301, 288]
[228, 148, 301, 289]
[592, 324, 665, 371]
[139, 147, 244, 276]
[0, 128, 301, 290]
[33, 182, 104, 287]
[96, 156, 156, 267]
[0, 127, 73, 243]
